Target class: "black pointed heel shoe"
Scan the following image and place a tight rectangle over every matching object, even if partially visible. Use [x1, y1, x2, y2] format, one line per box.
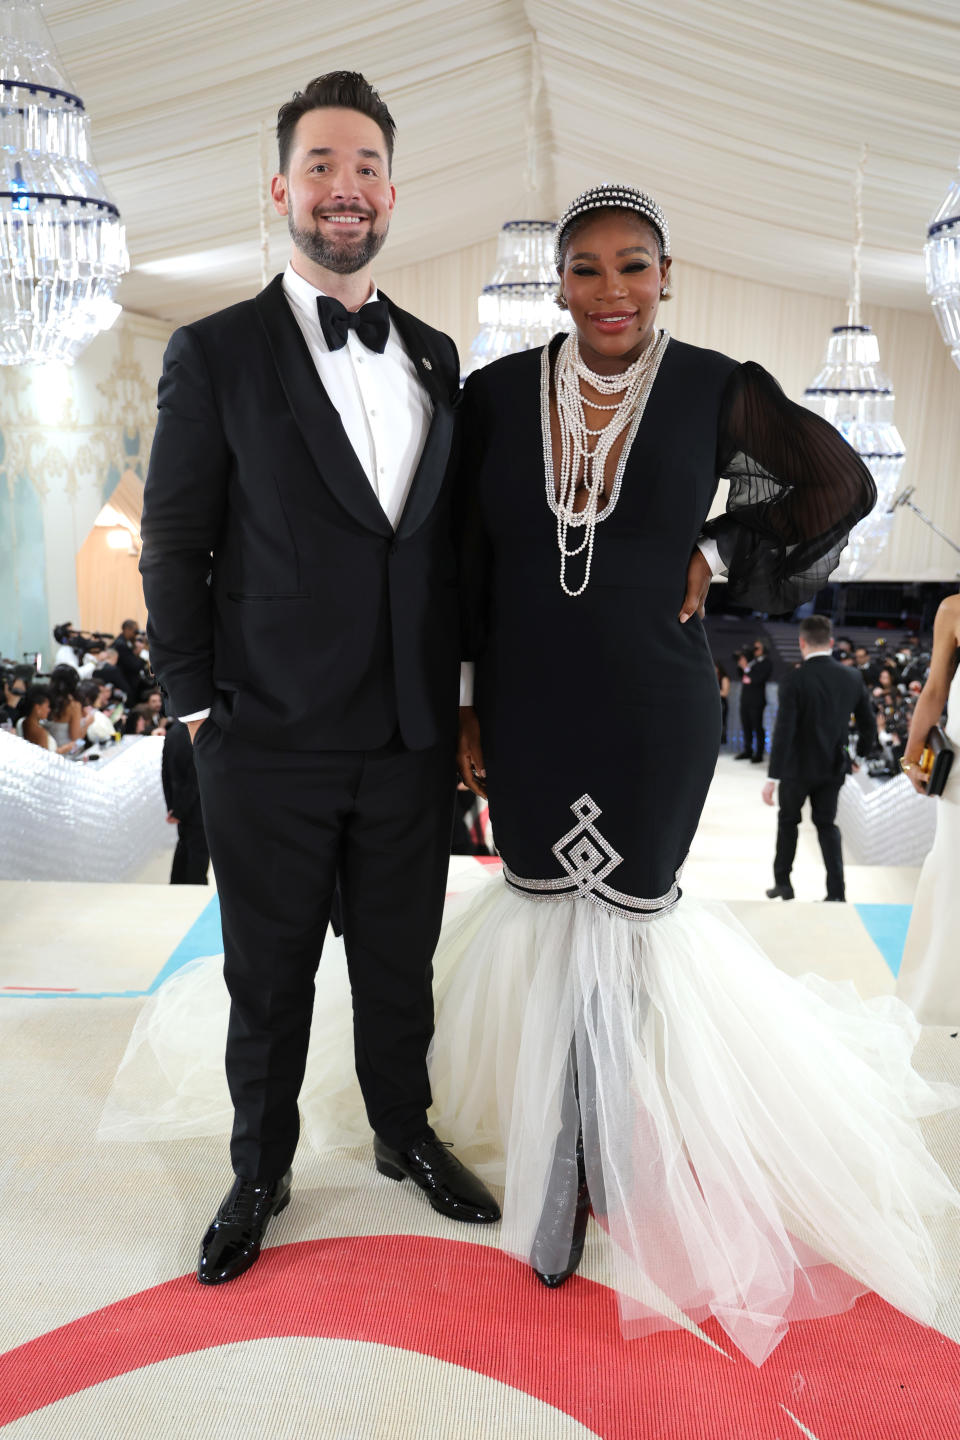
[532, 1130, 590, 1289]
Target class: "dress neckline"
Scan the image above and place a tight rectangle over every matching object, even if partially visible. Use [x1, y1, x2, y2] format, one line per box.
[539, 331, 671, 531]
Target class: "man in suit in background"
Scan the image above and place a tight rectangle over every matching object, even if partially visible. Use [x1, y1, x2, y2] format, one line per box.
[140, 70, 498, 1289]
[735, 638, 773, 763]
[763, 614, 876, 902]
[161, 719, 210, 884]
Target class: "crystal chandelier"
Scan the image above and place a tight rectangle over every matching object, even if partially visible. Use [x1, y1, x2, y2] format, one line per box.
[801, 147, 904, 581]
[0, 0, 128, 365]
[924, 156, 960, 372]
[461, 219, 573, 381]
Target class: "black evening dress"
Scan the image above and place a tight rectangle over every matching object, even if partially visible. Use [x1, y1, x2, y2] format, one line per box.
[425, 333, 960, 1365]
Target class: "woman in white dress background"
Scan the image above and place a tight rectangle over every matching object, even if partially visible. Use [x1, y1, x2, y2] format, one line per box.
[897, 593, 960, 1023]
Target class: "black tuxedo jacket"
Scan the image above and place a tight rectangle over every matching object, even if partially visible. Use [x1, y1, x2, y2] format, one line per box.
[140, 276, 461, 750]
[768, 656, 877, 783]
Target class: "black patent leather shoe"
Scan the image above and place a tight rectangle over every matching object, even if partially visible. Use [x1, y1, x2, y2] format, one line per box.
[533, 1131, 590, 1289]
[765, 884, 795, 900]
[374, 1131, 500, 1224]
[197, 1169, 292, 1285]
[734, 752, 753, 761]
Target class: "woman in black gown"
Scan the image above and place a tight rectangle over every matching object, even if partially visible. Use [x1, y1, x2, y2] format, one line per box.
[428, 183, 960, 1365]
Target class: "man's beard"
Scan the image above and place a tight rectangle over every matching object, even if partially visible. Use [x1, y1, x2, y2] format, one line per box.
[289, 208, 389, 274]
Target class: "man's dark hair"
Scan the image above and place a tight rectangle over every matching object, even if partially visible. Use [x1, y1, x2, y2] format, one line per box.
[276, 71, 396, 176]
[799, 615, 833, 649]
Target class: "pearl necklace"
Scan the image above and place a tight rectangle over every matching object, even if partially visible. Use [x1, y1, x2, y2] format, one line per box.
[542, 330, 670, 597]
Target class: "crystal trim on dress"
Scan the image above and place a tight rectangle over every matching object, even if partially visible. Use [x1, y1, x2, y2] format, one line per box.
[502, 793, 682, 921]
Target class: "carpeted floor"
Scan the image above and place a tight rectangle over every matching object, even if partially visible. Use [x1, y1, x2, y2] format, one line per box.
[3, 757, 959, 1439]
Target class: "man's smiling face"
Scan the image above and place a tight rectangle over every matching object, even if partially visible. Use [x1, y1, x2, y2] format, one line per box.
[272, 106, 396, 276]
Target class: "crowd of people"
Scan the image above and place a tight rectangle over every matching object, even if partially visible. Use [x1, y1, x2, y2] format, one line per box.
[717, 630, 934, 776]
[1, 619, 167, 756]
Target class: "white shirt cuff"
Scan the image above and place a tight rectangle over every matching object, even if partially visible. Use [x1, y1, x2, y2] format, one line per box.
[697, 536, 726, 577]
[179, 707, 211, 722]
[459, 663, 475, 706]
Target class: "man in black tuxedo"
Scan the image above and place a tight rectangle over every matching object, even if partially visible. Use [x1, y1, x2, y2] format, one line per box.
[763, 615, 876, 902]
[735, 638, 772, 763]
[140, 71, 498, 1287]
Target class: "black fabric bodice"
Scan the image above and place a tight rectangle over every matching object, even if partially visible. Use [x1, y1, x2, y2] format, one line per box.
[456, 334, 875, 919]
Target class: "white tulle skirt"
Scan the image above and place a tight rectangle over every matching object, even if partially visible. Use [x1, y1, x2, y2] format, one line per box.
[100, 873, 960, 1366]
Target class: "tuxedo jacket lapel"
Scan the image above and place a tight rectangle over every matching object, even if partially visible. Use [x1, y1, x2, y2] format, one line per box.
[386, 297, 457, 541]
[254, 276, 393, 537]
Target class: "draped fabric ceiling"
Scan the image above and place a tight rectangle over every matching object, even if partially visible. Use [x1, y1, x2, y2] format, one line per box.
[47, 0, 959, 325]
[43, 0, 960, 580]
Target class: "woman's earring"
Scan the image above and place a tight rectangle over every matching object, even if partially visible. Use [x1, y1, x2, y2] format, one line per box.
[555, 289, 568, 310]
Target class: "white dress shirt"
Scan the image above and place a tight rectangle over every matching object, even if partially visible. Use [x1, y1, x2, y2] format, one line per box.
[181, 264, 435, 722]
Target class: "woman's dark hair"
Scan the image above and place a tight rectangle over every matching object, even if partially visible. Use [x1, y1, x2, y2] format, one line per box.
[277, 71, 396, 175]
[16, 684, 49, 720]
[77, 679, 102, 706]
[716, 662, 729, 681]
[48, 663, 80, 719]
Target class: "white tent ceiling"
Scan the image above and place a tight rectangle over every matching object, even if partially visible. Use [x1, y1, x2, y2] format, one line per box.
[43, 0, 960, 326]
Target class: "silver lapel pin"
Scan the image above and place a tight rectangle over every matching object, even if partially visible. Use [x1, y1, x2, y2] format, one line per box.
[421, 357, 432, 371]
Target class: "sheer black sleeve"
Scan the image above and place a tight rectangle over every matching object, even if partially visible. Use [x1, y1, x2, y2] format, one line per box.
[702, 361, 877, 613]
[455, 371, 494, 666]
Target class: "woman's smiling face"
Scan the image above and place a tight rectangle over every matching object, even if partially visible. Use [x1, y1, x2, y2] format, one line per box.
[559, 210, 670, 374]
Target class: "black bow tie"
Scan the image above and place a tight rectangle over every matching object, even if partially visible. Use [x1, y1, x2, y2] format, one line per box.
[316, 293, 390, 354]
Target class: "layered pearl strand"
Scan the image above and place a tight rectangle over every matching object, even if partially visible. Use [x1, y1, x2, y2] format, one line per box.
[548, 330, 670, 596]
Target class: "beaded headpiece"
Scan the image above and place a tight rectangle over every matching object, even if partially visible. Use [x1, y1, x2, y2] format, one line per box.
[554, 183, 671, 268]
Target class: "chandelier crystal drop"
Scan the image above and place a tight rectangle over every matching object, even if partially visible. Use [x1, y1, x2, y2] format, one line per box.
[0, 0, 128, 365]
[461, 219, 572, 381]
[924, 156, 960, 373]
[801, 147, 904, 581]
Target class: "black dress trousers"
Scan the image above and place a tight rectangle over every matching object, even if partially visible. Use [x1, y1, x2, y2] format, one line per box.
[774, 776, 845, 899]
[194, 722, 455, 1182]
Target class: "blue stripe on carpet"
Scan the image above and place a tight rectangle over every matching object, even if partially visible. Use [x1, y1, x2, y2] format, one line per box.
[146, 895, 223, 992]
[3, 895, 223, 1001]
[854, 903, 913, 978]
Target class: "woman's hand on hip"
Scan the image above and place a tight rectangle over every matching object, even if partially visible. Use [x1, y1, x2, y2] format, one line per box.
[679, 547, 712, 623]
[457, 705, 487, 798]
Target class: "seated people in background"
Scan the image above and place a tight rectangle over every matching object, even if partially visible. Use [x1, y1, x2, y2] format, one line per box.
[854, 646, 881, 685]
[46, 664, 91, 754]
[123, 703, 152, 736]
[77, 680, 117, 744]
[142, 688, 164, 732]
[112, 619, 148, 703]
[1, 667, 27, 727]
[15, 685, 55, 749]
[92, 648, 129, 700]
[161, 719, 210, 885]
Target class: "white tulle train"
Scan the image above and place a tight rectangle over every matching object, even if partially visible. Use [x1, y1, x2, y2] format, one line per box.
[100, 872, 960, 1366]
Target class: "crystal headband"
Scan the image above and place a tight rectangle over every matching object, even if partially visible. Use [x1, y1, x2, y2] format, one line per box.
[554, 183, 670, 267]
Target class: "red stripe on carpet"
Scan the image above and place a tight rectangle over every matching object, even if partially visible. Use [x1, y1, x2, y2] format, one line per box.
[1, 1236, 957, 1437]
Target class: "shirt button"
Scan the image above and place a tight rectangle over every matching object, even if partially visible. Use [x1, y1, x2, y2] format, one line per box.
[356, 355, 364, 364]
[369, 409, 376, 417]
